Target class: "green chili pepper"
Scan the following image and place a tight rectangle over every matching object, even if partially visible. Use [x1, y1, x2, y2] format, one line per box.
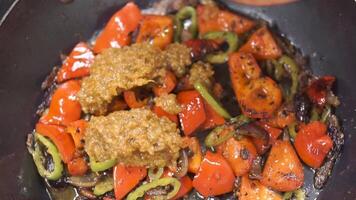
[283, 188, 305, 200]
[31, 133, 63, 181]
[310, 106, 320, 122]
[202, 31, 238, 64]
[93, 176, 114, 196]
[205, 115, 250, 147]
[205, 126, 234, 147]
[194, 82, 231, 119]
[278, 56, 299, 101]
[271, 59, 286, 81]
[174, 6, 197, 42]
[89, 158, 116, 172]
[126, 177, 181, 200]
[148, 167, 164, 181]
[288, 122, 297, 139]
[321, 105, 331, 123]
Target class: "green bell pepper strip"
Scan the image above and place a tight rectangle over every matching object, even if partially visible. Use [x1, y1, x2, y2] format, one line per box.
[283, 188, 305, 200]
[89, 158, 116, 172]
[271, 59, 286, 81]
[310, 106, 320, 122]
[32, 133, 63, 181]
[126, 177, 181, 200]
[194, 82, 231, 119]
[202, 31, 238, 64]
[321, 105, 331, 123]
[205, 126, 234, 148]
[174, 6, 198, 42]
[148, 167, 164, 181]
[205, 115, 251, 147]
[93, 176, 114, 196]
[278, 56, 299, 101]
[288, 122, 297, 139]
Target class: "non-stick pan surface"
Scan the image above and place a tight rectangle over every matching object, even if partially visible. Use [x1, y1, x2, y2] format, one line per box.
[0, 0, 355, 199]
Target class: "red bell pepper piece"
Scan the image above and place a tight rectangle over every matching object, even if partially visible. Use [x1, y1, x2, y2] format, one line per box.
[123, 90, 147, 109]
[172, 176, 193, 199]
[66, 119, 87, 149]
[197, 5, 255, 36]
[202, 100, 225, 130]
[35, 123, 75, 163]
[192, 151, 235, 197]
[222, 137, 257, 176]
[306, 75, 335, 107]
[294, 121, 333, 168]
[136, 15, 174, 49]
[261, 140, 304, 192]
[177, 90, 206, 136]
[56, 42, 94, 83]
[152, 106, 178, 124]
[153, 71, 177, 97]
[184, 39, 220, 61]
[239, 27, 282, 60]
[114, 164, 147, 200]
[252, 122, 283, 154]
[93, 2, 142, 53]
[40, 80, 81, 126]
[237, 175, 282, 200]
[67, 157, 88, 176]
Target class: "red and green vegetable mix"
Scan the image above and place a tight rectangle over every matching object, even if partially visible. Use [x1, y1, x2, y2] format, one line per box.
[27, 1, 344, 200]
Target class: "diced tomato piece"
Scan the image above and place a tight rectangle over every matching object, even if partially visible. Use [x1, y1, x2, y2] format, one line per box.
[239, 27, 282, 60]
[192, 151, 235, 197]
[294, 121, 333, 168]
[197, 5, 255, 36]
[57, 42, 94, 83]
[36, 123, 75, 163]
[40, 80, 81, 126]
[93, 2, 142, 53]
[114, 164, 147, 200]
[177, 90, 206, 136]
[261, 140, 304, 192]
[136, 15, 173, 49]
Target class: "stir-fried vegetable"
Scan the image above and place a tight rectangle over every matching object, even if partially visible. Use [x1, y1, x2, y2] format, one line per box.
[67, 157, 88, 176]
[114, 164, 147, 199]
[294, 121, 333, 168]
[174, 6, 198, 42]
[202, 31, 238, 63]
[194, 82, 231, 118]
[192, 151, 235, 197]
[93, 2, 142, 53]
[93, 176, 114, 196]
[283, 188, 305, 200]
[148, 167, 164, 181]
[30, 134, 63, 181]
[205, 125, 234, 147]
[89, 158, 116, 172]
[307, 76, 335, 107]
[238, 175, 283, 200]
[321, 105, 331, 123]
[126, 177, 181, 200]
[278, 55, 299, 101]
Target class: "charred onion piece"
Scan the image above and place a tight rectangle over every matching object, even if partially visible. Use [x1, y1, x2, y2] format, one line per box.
[249, 156, 263, 180]
[314, 115, 344, 189]
[78, 188, 96, 199]
[236, 122, 269, 143]
[66, 173, 99, 188]
[175, 150, 189, 178]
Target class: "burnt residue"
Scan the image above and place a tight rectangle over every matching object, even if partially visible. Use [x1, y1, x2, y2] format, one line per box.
[294, 93, 311, 123]
[314, 115, 344, 189]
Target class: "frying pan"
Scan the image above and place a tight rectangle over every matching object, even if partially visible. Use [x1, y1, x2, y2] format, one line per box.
[0, 0, 355, 199]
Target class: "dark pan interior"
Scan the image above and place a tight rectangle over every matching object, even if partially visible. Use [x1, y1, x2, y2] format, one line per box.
[0, 0, 355, 199]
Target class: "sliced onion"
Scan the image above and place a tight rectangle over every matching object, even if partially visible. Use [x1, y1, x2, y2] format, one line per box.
[174, 150, 188, 178]
[66, 173, 99, 188]
[236, 122, 269, 142]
